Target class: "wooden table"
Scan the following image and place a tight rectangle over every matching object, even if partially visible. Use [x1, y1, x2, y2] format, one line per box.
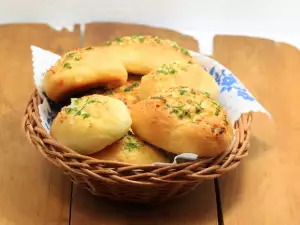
[0, 23, 299, 225]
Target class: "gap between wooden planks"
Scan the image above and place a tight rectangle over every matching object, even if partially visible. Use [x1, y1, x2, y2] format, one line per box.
[0, 24, 80, 225]
[214, 35, 300, 225]
[68, 22, 219, 225]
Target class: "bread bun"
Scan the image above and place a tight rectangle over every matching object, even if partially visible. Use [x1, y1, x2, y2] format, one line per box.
[50, 94, 132, 155]
[90, 132, 169, 165]
[104, 80, 141, 110]
[44, 35, 197, 103]
[131, 86, 233, 157]
[43, 46, 127, 103]
[139, 61, 219, 100]
[103, 35, 197, 75]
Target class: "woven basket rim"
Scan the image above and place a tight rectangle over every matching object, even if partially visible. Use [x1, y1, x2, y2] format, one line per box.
[23, 89, 252, 184]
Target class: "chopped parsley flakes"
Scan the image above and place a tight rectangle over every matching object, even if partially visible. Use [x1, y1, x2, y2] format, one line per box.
[132, 35, 146, 43]
[63, 97, 101, 119]
[156, 64, 177, 75]
[124, 133, 144, 151]
[63, 62, 72, 69]
[124, 82, 140, 92]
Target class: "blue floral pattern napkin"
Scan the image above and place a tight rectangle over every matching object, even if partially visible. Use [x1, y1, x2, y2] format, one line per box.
[190, 51, 271, 122]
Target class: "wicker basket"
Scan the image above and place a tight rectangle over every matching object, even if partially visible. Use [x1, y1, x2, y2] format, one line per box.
[22, 90, 252, 204]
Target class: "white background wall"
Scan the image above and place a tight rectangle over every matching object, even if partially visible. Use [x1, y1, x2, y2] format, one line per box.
[0, 0, 299, 54]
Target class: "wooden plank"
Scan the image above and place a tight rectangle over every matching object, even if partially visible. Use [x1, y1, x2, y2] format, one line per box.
[70, 182, 217, 225]
[213, 35, 300, 224]
[0, 24, 80, 225]
[69, 22, 218, 225]
[83, 22, 200, 52]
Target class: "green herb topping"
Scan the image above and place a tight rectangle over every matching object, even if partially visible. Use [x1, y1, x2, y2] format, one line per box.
[150, 87, 223, 121]
[156, 64, 177, 75]
[154, 38, 161, 44]
[61, 48, 85, 69]
[63, 97, 101, 119]
[180, 48, 190, 56]
[124, 82, 140, 92]
[170, 41, 191, 56]
[115, 37, 123, 43]
[211, 100, 221, 116]
[203, 92, 210, 97]
[74, 56, 81, 61]
[214, 108, 221, 116]
[132, 34, 146, 43]
[124, 133, 144, 151]
[65, 51, 76, 59]
[81, 112, 90, 119]
[168, 100, 204, 119]
[63, 62, 72, 69]
[179, 89, 188, 95]
[172, 42, 179, 49]
[177, 88, 196, 96]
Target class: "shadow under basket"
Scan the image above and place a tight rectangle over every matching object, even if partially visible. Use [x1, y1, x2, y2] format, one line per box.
[22, 90, 252, 204]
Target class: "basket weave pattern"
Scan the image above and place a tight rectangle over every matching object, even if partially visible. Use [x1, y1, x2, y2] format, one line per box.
[23, 90, 252, 203]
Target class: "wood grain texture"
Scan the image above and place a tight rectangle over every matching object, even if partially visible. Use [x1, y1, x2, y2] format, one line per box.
[0, 24, 80, 225]
[70, 182, 218, 225]
[69, 23, 218, 225]
[83, 22, 200, 52]
[213, 35, 300, 225]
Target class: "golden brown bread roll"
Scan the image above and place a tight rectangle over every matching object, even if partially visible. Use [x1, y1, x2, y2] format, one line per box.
[139, 61, 219, 100]
[44, 35, 197, 103]
[43, 47, 127, 103]
[90, 131, 169, 165]
[50, 94, 132, 155]
[131, 86, 233, 157]
[104, 80, 141, 110]
[103, 35, 198, 75]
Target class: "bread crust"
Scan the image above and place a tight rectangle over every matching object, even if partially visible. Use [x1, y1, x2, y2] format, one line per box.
[139, 61, 219, 100]
[90, 132, 169, 165]
[104, 80, 141, 111]
[131, 86, 233, 157]
[103, 35, 197, 75]
[43, 35, 197, 103]
[44, 47, 127, 103]
[50, 94, 132, 155]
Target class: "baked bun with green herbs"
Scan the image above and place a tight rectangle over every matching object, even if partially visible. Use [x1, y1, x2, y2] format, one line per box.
[90, 131, 169, 165]
[50, 94, 132, 155]
[131, 86, 233, 157]
[43, 47, 128, 103]
[103, 35, 197, 75]
[139, 61, 219, 100]
[104, 80, 141, 110]
[44, 35, 197, 103]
